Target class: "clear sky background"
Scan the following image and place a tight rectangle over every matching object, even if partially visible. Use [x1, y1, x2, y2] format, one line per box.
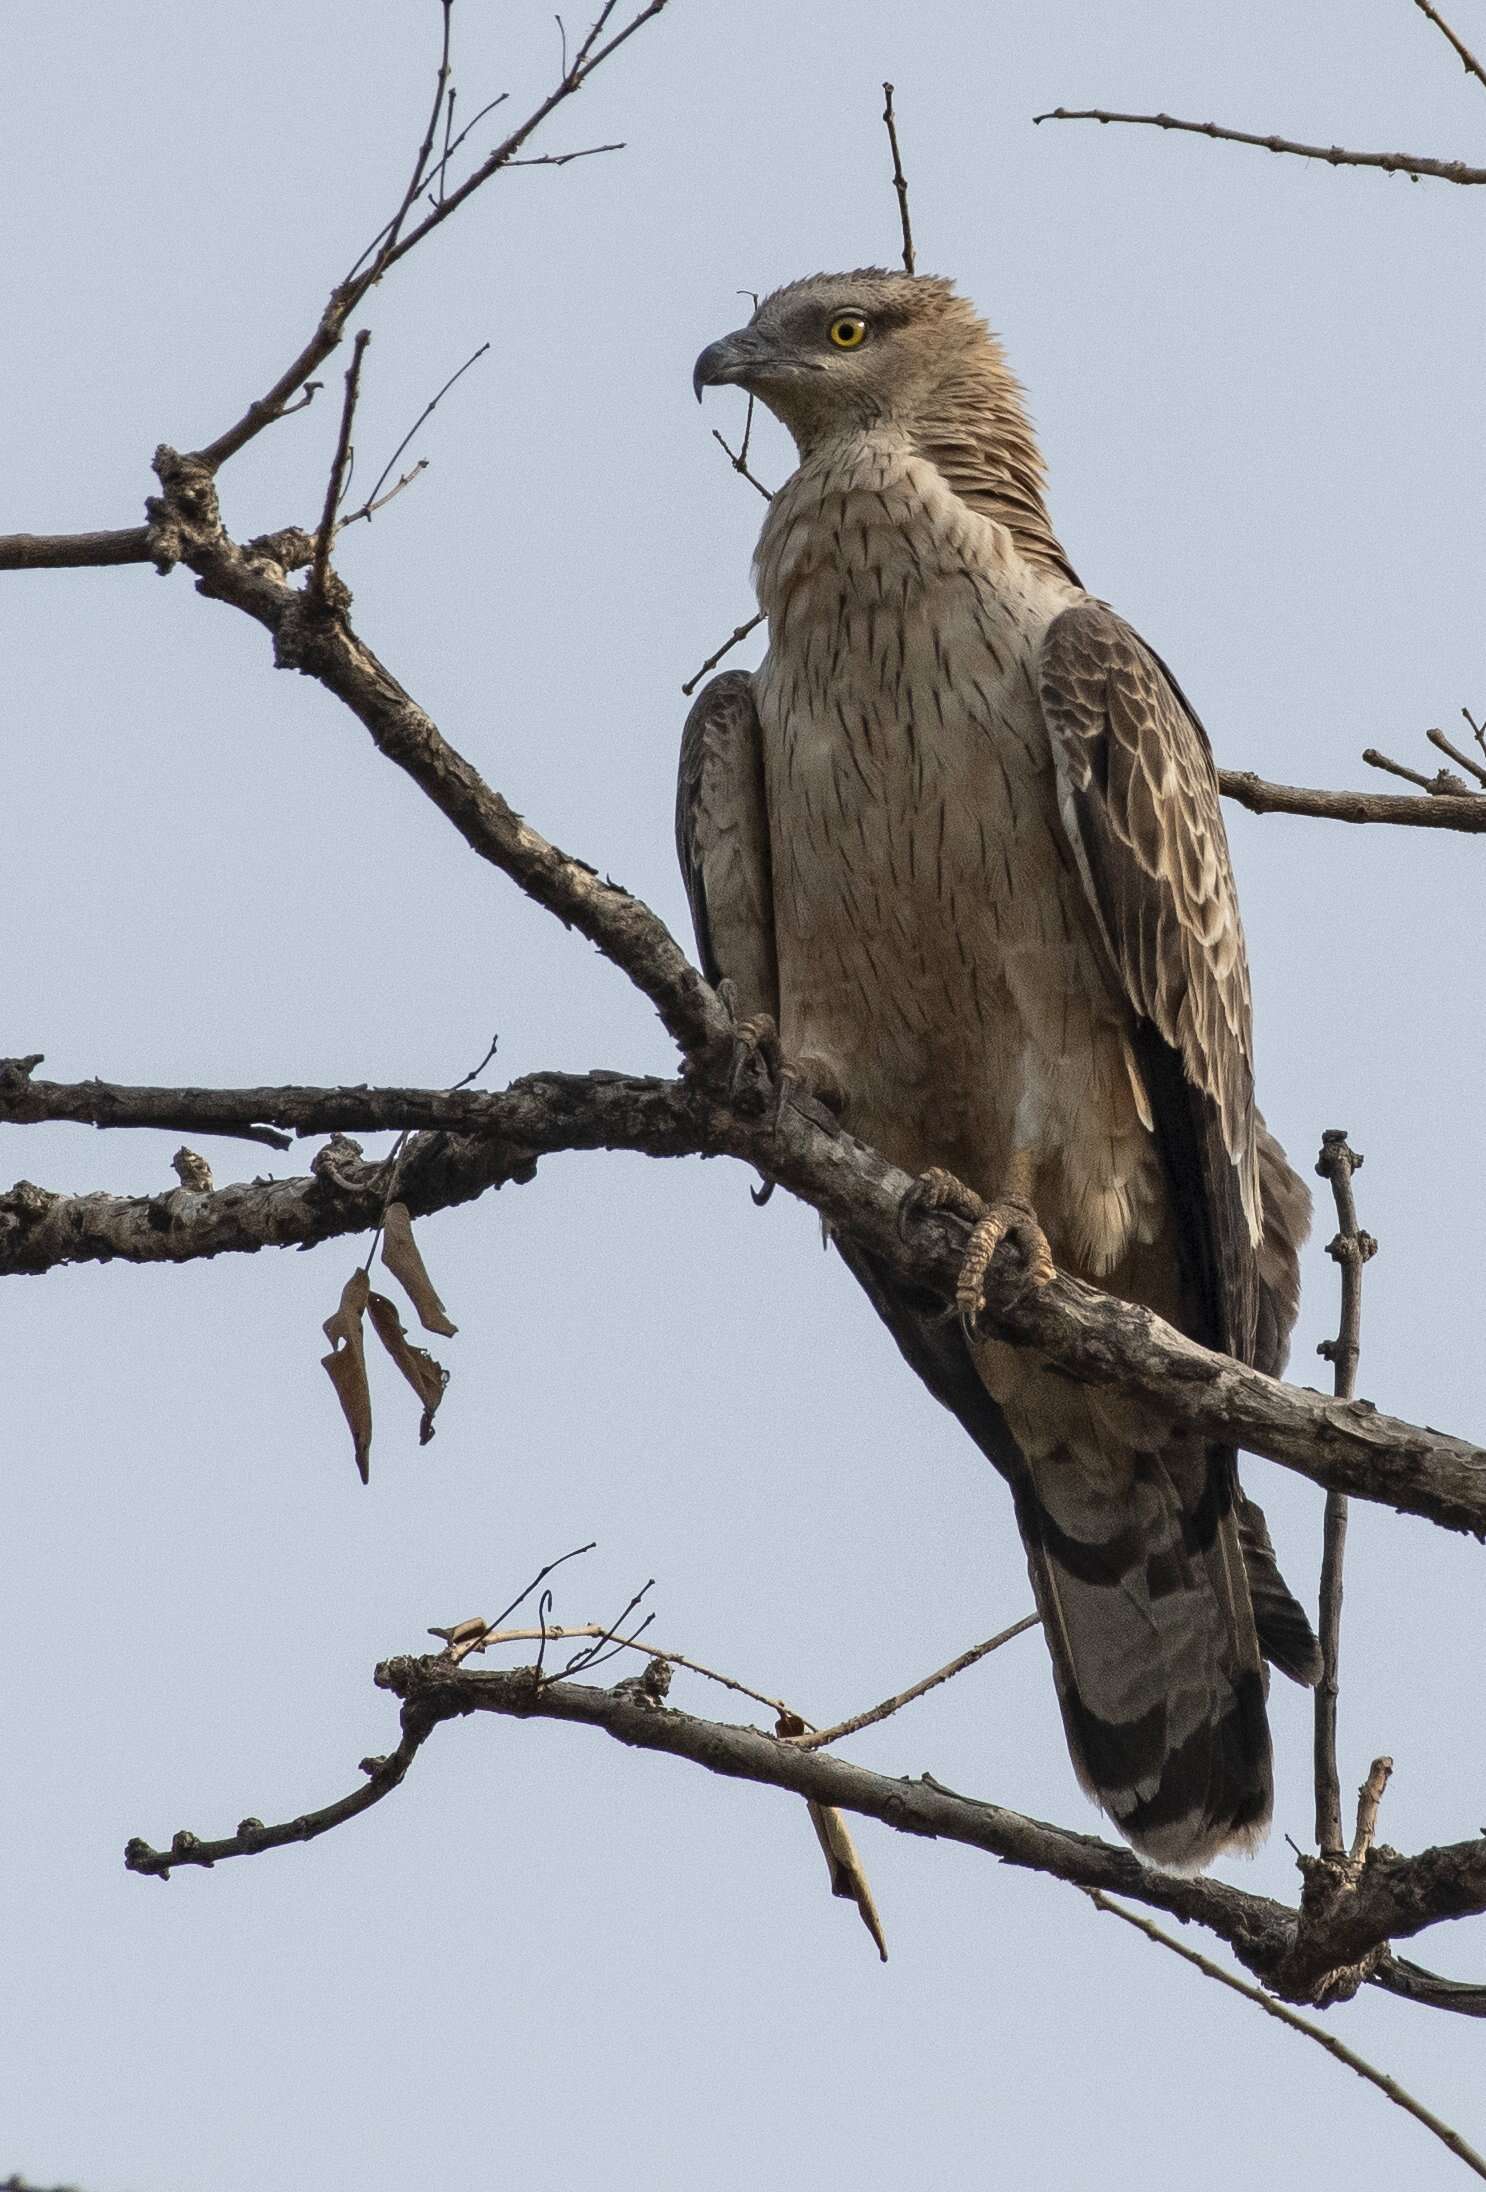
[4, 4, 1483, 2187]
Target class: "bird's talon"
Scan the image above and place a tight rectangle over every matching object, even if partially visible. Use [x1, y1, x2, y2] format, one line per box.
[955, 1195, 1056, 1330]
[727, 1013, 785, 1106]
[899, 1165, 987, 1242]
[725, 1015, 844, 1133]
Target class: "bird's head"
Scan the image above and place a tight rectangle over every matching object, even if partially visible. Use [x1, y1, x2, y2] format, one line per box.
[692, 269, 995, 453]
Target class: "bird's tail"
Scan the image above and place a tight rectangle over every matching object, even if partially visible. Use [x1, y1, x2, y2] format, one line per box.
[1011, 1408, 1273, 1871]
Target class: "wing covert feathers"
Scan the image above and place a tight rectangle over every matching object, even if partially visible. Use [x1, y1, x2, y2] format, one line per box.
[1038, 601, 1259, 1362]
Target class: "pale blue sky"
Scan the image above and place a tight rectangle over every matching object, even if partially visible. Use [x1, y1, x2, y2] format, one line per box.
[4, 4, 1483, 2187]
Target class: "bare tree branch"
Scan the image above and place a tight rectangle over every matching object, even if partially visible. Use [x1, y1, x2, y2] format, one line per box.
[792, 1613, 1040, 1751]
[681, 610, 765, 695]
[0, 527, 155, 571]
[1086, 1891, 1486, 2182]
[310, 330, 372, 604]
[1313, 1132, 1377, 1854]
[881, 82, 916, 274]
[1218, 767, 1486, 832]
[340, 341, 491, 529]
[139, 451, 726, 1059]
[0, 0, 676, 574]
[6, 1065, 1486, 1539]
[1426, 726, 1486, 788]
[1032, 106, 1486, 185]
[123, 1649, 1486, 2021]
[1412, 0, 1486, 93]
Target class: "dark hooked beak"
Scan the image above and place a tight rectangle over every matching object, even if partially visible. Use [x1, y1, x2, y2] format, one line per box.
[692, 326, 768, 401]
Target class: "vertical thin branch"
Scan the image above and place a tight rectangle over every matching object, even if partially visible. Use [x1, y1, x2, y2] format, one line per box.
[311, 330, 373, 604]
[881, 83, 916, 275]
[1312, 1130, 1377, 1854]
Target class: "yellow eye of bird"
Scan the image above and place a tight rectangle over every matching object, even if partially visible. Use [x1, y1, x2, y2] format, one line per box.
[828, 314, 867, 350]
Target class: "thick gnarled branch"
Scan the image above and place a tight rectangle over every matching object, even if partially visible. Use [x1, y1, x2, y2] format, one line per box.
[6, 1064, 1486, 1539]
[138, 449, 725, 1059]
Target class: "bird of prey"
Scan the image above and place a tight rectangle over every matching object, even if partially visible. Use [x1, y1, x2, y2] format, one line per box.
[681, 270, 1321, 1869]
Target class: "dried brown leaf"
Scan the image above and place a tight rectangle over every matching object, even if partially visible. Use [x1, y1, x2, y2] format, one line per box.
[367, 1288, 449, 1445]
[428, 1616, 489, 1645]
[807, 1799, 888, 1962]
[321, 1267, 373, 1483]
[381, 1202, 457, 1336]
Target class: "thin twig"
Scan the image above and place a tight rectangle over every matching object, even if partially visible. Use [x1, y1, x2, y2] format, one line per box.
[1313, 1131, 1376, 1855]
[1412, 0, 1486, 91]
[680, 610, 766, 695]
[793, 1613, 1039, 1750]
[343, 341, 491, 526]
[311, 330, 372, 604]
[881, 82, 916, 274]
[194, 1, 670, 473]
[556, 1579, 654, 1680]
[441, 1543, 599, 1665]
[427, 92, 510, 203]
[1032, 107, 1486, 186]
[124, 1708, 434, 1880]
[1361, 746, 1457, 793]
[1426, 727, 1486, 788]
[1086, 1892, 1486, 2181]
[344, 0, 458, 283]
[338, 461, 429, 531]
[505, 142, 625, 167]
[575, 0, 621, 69]
[709, 426, 772, 502]
[461, 1623, 806, 1719]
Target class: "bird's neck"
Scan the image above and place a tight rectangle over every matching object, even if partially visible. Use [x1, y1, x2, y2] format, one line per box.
[909, 379, 1079, 587]
[754, 425, 1078, 620]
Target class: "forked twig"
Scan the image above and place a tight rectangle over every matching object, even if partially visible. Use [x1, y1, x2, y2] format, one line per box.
[459, 1622, 805, 1719]
[339, 342, 491, 530]
[710, 400, 772, 503]
[1363, 744, 1479, 797]
[1087, 1892, 1486, 2183]
[1426, 727, 1486, 788]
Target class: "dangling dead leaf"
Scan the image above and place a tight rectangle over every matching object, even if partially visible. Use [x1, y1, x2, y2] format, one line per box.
[381, 1202, 457, 1335]
[322, 1267, 373, 1483]
[367, 1288, 449, 1445]
[807, 1800, 888, 1963]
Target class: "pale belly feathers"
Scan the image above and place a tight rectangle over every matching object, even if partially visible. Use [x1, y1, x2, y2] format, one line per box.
[753, 433, 1166, 1284]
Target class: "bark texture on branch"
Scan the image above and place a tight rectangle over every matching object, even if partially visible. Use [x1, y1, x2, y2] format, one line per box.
[128, 1650, 1486, 2017]
[1219, 769, 1486, 833]
[142, 449, 726, 1060]
[7, 1066, 1486, 1539]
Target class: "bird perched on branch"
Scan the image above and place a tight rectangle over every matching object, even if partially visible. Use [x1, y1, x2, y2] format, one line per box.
[681, 270, 1320, 1869]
